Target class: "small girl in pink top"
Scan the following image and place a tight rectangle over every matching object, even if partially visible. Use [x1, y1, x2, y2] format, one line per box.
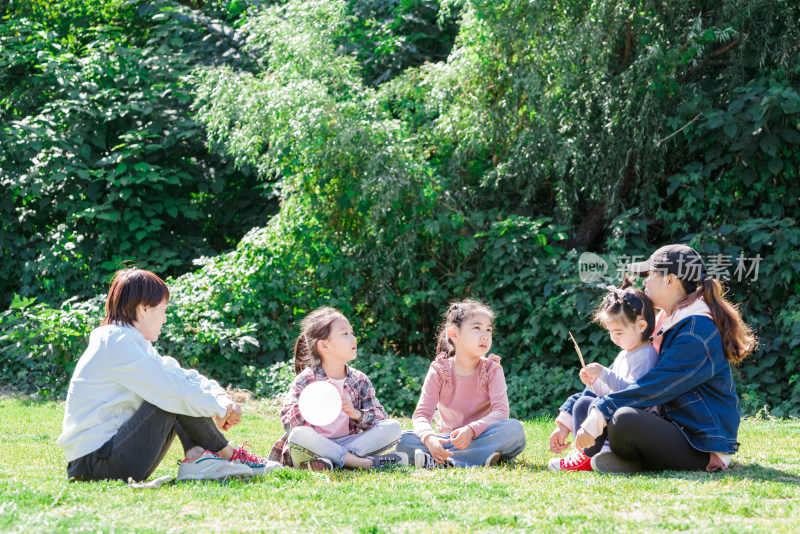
[396, 299, 527, 468]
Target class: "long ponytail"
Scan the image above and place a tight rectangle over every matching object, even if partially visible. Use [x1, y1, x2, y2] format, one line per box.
[675, 276, 757, 364]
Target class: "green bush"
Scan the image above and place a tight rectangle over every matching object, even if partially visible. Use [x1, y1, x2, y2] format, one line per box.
[246, 360, 295, 400]
[342, 0, 460, 85]
[0, 0, 271, 307]
[0, 294, 102, 397]
[2, 0, 799, 419]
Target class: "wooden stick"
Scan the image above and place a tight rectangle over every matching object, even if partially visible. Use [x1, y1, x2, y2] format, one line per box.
[568, 331, 586, 369]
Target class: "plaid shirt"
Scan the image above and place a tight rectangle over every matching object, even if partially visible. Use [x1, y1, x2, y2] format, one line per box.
[268, 363, 388, 465]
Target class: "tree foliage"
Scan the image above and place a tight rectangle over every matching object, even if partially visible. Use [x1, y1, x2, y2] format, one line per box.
[2, 0, 799, 418]
[342, 0, 460, 85]
[0, 0, 272, 306]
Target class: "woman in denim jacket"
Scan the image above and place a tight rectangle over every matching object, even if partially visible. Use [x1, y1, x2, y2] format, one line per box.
[575, 244, 756, 473]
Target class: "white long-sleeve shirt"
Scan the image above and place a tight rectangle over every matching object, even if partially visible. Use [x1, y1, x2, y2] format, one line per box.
[588, 345, 659, 397]
[57, 325, 230, 462]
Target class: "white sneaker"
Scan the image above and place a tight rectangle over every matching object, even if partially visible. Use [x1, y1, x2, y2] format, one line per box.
[414, 449, 455, 469]
[230, 441, 283, 475]
[177, 450, 253, 481]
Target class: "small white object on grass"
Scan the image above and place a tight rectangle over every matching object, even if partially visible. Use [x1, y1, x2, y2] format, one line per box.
[128, 475, 174, 489]
[298, 381, 342, 427]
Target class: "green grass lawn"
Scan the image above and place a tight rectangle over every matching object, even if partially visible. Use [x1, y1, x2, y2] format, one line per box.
[1, 396, 798, 533]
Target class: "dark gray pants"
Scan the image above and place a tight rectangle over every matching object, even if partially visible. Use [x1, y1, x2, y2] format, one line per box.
[607, 407, 710, 471]
[67, 402, 229, 482]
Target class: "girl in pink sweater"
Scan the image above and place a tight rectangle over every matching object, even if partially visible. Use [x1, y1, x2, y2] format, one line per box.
[396, 299, 527, 468]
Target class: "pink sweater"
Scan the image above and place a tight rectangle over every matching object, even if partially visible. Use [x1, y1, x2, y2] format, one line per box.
[412, 354, 510, 443]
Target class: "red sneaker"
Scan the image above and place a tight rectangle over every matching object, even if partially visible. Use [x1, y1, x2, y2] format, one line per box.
[230, 440, 281, 475]
[548, 449, 592, 472]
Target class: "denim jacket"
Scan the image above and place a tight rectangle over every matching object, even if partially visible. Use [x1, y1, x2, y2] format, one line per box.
[592, 315, 741, 454]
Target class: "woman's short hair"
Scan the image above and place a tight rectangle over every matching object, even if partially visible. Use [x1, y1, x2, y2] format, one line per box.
[101, 268, 169, 327]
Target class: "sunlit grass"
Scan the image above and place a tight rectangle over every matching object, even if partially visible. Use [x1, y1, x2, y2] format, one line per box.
[1, 397, 798, 533]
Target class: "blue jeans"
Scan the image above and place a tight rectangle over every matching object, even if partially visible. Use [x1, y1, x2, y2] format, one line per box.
[395, 419, 527, 467]
[288, 419, 401, 468]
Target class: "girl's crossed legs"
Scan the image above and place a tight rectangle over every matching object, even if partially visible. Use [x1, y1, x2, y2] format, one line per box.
[395, 419, 526, 467]
[288, 419, 402, 468]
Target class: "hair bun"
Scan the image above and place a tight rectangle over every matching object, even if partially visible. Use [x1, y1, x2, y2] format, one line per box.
[620, 274, 634, 290]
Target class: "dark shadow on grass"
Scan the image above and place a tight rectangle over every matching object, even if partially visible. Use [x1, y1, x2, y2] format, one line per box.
[130, 465, 422, 489]
[123, 468, 328, 489]
[729, 463, 800, 485]
[594, 462, 800, 486]
[700, 462, 799, 485]
[130, 460, 799, 487]
[495, 457, 800, 484]
[502, 459, 550, 472]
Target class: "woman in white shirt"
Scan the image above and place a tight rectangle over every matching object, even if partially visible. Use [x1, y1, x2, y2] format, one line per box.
[57, 268, 277, 482]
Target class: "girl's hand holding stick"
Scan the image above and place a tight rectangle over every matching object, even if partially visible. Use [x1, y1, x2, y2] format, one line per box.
[571, 331, 598, 385]
[568, 331, 586, 369]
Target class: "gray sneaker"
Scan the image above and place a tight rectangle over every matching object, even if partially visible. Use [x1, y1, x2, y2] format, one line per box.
[414, 449, 455, 469]
[298, 457, 334, 471]
[369, 451, 409, 468]
[590, 451, 642, 474]
[484, 452, 501, 467]
[177, 450, 253, 481]
[230, 441, 283, 475]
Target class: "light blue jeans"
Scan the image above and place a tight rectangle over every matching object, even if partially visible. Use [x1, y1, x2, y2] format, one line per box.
[287, 419, 402, 468]
[395, 419, 527, 467]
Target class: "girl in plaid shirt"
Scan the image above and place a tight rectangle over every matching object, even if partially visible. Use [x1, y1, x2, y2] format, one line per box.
[268, 307, 407, 470]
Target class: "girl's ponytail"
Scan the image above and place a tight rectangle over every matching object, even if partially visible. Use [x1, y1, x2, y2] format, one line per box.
[436, 316, 456, 357]
[700, 276, 757, 364]
[292, 307, 347, 375]
[293, 334, 312, 375]
[676, 275, 757, 363]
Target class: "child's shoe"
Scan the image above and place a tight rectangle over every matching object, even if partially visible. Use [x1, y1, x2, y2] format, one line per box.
[414, 449, 455, 469]
[177, 450, 253, 481]
[484, 452, 501, 467]
[369, 451, 408, 468]
[230, 440, 282, 475]
[548, 449, 592, 472]
[298, 457, 334, 471]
